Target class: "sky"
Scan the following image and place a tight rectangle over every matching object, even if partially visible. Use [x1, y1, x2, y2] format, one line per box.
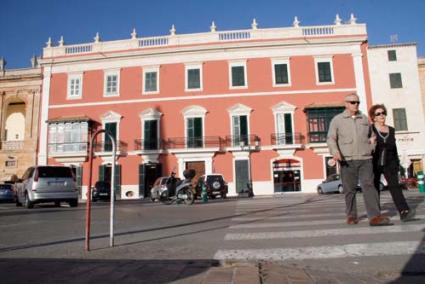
[1, 0, 424, 69]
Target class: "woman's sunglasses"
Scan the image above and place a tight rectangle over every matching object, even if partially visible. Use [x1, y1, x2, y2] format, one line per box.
[374, 111, 387, 116]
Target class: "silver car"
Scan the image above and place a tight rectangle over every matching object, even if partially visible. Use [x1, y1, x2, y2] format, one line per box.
[15, 166, 79, 208]
[317, 174, 382, 194]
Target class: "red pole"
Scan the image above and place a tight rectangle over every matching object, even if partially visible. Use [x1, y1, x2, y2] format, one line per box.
[85, 131, 98, 251]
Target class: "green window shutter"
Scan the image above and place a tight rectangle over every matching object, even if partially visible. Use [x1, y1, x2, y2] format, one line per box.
[99, 165, 105, 182]
[144, 120, 158, 150]
[389, 73, 403, 88]
[187, 118, 203, 148]
[105, 122, 117, 151]
[235, 160, 249, 193]
[232, 66, 245, 86]
[274, 64, 288, 84]
[139, 164, 146, 198]
[240, 115, 248, 144]
[284, 113, 293, 144]
[114, 165, 121, 196]
[388, 50, 397, 61]
[318, 62, 332, 82]
[393, 108, 408, 131]
[188, 69, 200, 89]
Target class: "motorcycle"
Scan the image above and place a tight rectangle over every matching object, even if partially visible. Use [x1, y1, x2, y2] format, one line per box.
[160, 169, 196, 205]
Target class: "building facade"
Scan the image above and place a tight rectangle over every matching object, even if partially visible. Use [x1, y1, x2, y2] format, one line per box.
[38, 16, 373, 199]
[0, 58, 42, 181]
[368, 44, 425, 177]
[418, 57, 425, 122]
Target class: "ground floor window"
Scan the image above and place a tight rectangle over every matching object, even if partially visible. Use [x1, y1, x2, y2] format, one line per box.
[273, 159, 301, 192]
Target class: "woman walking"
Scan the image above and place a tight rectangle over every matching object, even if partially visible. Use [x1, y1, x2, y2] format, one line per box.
[369, 104, 416, 222]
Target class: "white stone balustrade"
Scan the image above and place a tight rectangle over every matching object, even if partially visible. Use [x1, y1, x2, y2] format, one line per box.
[42, 22, 366, 58]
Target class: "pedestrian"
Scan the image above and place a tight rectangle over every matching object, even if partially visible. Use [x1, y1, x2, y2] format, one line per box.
[369, 104, 416, 222]
[327, 93, 392, 226]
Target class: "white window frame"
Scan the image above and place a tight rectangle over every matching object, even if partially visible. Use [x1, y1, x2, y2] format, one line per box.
[143, 66, 160, 95]
[182, 106, 207, 147]
[103, 69, 120, 97]
[101, 111, 122, 150]
[229, 60, 248, 89]
[227, 104, 252, 146]
[185, 63, 203, 92]
[67, 73, 83, 99]
[272, 102, 296, 145]
[272, 58, 291, 87]
[314, 57, 335, 85]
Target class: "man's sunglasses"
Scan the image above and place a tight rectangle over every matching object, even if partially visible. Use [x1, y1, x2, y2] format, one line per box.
[346, 101, 360, 105]
[374, 111, 387, 116]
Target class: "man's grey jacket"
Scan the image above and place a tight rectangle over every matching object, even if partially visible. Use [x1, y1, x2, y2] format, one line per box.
[327, 110, 374, 161]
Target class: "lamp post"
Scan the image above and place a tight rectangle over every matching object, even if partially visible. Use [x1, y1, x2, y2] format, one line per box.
[239, 138, 259, 197]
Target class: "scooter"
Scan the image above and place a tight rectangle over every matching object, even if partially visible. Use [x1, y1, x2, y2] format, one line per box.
[160, 169, 196, 205]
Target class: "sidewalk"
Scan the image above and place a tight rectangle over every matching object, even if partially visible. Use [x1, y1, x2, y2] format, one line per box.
[2, 258, 422, 283]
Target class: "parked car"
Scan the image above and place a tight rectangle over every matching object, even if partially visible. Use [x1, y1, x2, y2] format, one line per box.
[92, 181, 114, 202]
[0, 183, 16, 203]
[317, 173, 385, 194]
[195, 174, 228, 199]
[150, 176, 181, 202]
[15, 166, 79, 208]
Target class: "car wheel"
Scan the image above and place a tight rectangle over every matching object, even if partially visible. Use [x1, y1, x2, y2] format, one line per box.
[24, 193, 34, 209]
[69, 200, 78, 207]
[338, 185, 344, 194]
[317, 187, 323, 194]
[222, 193, 227, 199]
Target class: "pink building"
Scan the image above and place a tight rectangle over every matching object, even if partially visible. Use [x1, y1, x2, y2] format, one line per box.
[38, 16, 372, 199]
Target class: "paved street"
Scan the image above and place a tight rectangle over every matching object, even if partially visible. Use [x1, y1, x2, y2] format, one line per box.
[0, 191, 424, 283]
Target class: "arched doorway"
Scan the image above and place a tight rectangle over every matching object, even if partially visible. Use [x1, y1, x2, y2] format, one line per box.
[4, 101, 25, 141]
[273, 158, 301, 192]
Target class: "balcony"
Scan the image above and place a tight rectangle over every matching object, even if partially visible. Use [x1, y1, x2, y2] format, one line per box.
[0, 140, 25, 151]
[271, 133, 305, 145]
[134, 139, 165, 152]
[166, 136, 225, 153]
[225, 134, 261, 148]
[48, 142, 89, 161]
[93, 140, 128, 154]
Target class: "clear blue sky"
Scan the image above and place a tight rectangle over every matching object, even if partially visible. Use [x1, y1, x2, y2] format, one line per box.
[1, 0, 424, 69]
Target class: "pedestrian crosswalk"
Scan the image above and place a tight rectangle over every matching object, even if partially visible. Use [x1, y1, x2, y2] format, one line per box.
[214, 191, 425, 264]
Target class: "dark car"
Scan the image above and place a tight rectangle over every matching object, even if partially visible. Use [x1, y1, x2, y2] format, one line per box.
[195, 174, 228, 199]
[92, 181, 113, 202]
[0, 183, 15, 202]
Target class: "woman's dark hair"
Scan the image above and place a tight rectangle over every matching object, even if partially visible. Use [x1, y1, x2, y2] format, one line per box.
[369, 104, 387, 120]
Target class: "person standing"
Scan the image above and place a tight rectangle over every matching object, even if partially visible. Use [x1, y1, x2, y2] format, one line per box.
[369, 104, 416, 222]
[327, 93, 391, 226]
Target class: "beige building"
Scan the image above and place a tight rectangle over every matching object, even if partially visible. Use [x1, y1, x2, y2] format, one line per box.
[0, 58, 42, 181]
[419, 57, 425, 123]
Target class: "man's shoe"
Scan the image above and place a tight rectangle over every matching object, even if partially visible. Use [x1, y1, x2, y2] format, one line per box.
[369, 215, 393, 226]
[346, 216, 358, 225]
[400, 208, 416, 222]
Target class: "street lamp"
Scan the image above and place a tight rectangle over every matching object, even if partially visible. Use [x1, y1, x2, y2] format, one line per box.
[239, 138, 260, 197]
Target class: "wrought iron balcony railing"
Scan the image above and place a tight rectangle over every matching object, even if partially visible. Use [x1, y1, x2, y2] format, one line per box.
[93, 140, 128, 152]
[225, 134, 261, 147]
[166, 136, 225, 149]
[134, 139, 165, 151]
[271, 133, 305, 145]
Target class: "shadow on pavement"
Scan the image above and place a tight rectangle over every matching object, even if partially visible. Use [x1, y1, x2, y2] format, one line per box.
[0, 257, 219, 284]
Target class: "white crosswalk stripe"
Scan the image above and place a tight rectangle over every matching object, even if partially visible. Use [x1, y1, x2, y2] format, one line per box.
[214, 191, 425, 263]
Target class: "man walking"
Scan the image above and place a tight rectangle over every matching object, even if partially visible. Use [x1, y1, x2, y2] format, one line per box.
[327, 93, 391, 226]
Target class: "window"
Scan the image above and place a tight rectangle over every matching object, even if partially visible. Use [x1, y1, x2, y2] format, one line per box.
[389, 73, 403, 88]
[229, 62, 247, 88]
[306, 107, 344, 143]
[272, 59, 290, 86]
[315, 58, 334, 84]
[143, 120, 158, 150]
[232, 115, 248, 146]
[275, 113, 293, 144]
[388, 50, 397, 61]
[186, 117, 203, 148]
[48, 121, 89, 154]
[104, 70, 120, 97]
[67, 74, 82, 99]
[186, 64, 202, 91]
[143, 67, 159, 94]
[393, 108, 408, 131]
